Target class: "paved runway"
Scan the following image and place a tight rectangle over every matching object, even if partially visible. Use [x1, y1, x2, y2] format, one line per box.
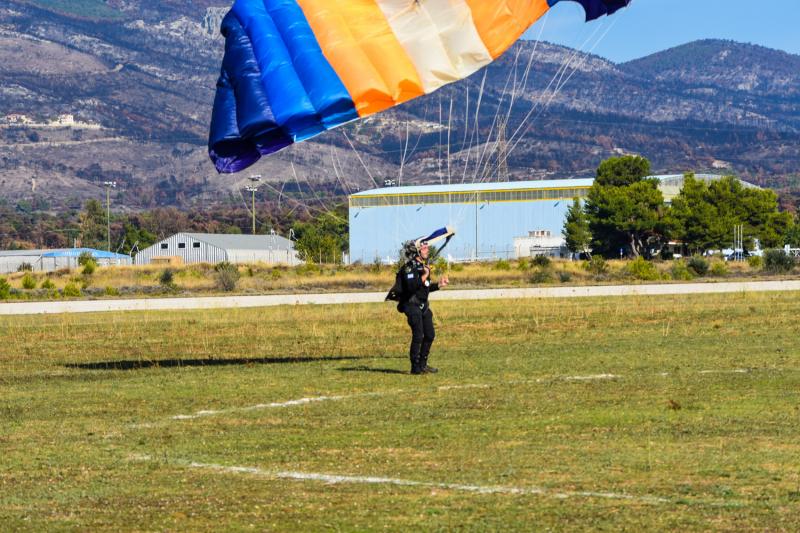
[1, 280, 799, 316]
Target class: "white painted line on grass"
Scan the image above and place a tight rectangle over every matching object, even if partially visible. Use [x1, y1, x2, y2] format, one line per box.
[173, 395, 350, 420]
[563, 373, 620, 381]
[133, 369, 775, 430]
[145, 375, 622, 427]
[129, 454, 668, 505]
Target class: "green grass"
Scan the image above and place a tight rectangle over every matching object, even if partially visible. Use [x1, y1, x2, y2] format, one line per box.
[1, 293, 799, 530]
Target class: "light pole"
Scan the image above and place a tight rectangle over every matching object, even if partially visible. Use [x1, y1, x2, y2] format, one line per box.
[103, 181, 117, 251]
[246, 174, 261, 235]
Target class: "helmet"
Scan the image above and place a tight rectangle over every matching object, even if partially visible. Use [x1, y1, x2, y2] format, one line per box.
[400, 240, 419, 263]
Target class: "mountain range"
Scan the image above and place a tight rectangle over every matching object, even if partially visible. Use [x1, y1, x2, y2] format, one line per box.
[1, 1, 799, 211]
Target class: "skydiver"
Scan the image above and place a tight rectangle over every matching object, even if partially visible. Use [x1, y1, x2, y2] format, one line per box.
[397, 239, 449, 374]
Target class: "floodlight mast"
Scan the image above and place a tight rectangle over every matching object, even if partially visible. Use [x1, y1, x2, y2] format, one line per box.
[247, 174, 262, 234]
[103, 181, 117, 252]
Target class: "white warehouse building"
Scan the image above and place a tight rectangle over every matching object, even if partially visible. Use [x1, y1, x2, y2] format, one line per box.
[135, 233, 301, 266]
[348, 174, 755, 263]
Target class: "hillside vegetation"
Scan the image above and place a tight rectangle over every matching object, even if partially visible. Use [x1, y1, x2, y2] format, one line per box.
[1, 0, 799, 209]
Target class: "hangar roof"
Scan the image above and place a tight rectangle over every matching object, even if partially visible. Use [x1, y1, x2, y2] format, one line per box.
[180, 233, 295, 251]
[350, 178, 594, 197]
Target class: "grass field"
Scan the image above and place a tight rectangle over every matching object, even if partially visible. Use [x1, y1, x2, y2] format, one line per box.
[1, 292, 799, 530]
[0, 256, 772, 301]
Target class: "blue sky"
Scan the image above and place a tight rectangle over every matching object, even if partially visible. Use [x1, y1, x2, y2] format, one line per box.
[524, 0, 800, 63]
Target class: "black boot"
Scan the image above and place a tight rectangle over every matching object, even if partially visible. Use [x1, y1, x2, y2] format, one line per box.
[419, 355, 438, 374]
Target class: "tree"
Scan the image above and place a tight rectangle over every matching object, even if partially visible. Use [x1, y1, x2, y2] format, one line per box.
[595, 155, 651, 187]
[784, 214, 800, 248]
[584, 156, 667, 258]
[292, 208, 348, 264]
[78, 199, 107, 248]
[562, 197, 592, 258]
[669, 174, 792, 252]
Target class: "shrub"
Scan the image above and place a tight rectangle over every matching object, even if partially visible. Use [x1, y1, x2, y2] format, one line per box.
[558, 270, 572, 283]
[532, 255, 551, 268]
[687, 256, 709, 277]
[493, 259, 511, 271]
[585, 256, 608, 275]
[763, 249, 795, 274]
[17, 262, 33, 272]
[0, 277, 10, 300]
[214, 261, 240, 292]
[296, 262, 321, 276]
[747, 255, 763, 270]
[669, 261, 695, 281]
[434, 257, 448, 274]
[626, 257, 660, 281]
[21, 273, 37, 290]
[159, 269, 175, 286]
[709, 261, 729, 277]
[104, 286, 120, 296]
[529, 268, 553, 284]
[270, 269, 283, 280]
[78, 251, 94, 267]
[450, 262, 464, 272]
[63, 282, 81, 298]
[517, 258, 530, 270]
[40, 279, 56, 290]
[82, 259, 97, 276]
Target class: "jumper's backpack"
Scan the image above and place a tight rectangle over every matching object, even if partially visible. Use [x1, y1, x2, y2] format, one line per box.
[385, 268, 407, 312]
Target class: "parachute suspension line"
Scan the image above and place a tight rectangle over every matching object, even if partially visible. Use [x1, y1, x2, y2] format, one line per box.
[475, 50, 520, 184]
[446, 95, 454, 224]
[341, 130, 380, 191]
[332, 141, 354, 195]
[460, 70, 487, 185]
[504, 16, 621, 166]
[468, 46, 522, 186]
[449, 48, 521, 227]
[403, 103, 430, 164]
[503, 18, 607, 154]
[447, 96, 454, 187]
[437, 95, 444, 185]
[399, 120, 410, 186]
[449, 10, 550, 228]
[330, 142, 353, 198]
[289, 160, 320, 218]
[292, 160, 348, 223]
[461, 85, 470, 166]
[261, 179, 332, 220]
[468, 16, 608, 193]
[342, 125, 412, 239]
[518, 11, 549, 99]
[458, 12, 545, 192]
[277, 180, 287, 211]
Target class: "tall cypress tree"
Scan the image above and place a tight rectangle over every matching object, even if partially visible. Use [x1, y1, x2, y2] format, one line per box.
[563, 197, 592, 258]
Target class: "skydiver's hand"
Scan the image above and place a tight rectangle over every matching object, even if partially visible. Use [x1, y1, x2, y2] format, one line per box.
[422, 266, 430, 282]
[440, 276, 449, 287]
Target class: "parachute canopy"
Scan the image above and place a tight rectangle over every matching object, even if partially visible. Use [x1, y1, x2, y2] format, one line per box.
[209, 0, 632, 174]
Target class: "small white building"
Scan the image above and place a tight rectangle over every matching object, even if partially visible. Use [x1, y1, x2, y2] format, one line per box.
[0, 248, 131, 274]
[513, 230, 568, 259]
[134, 233, 301, 266]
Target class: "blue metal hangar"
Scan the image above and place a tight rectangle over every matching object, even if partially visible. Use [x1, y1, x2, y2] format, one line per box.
[348, 179, 592, 263]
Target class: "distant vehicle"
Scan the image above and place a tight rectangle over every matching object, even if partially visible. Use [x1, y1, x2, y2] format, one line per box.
[725, 250, 752, 261]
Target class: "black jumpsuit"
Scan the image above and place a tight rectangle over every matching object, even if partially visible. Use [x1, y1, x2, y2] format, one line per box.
[400, 259, 439, 373]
